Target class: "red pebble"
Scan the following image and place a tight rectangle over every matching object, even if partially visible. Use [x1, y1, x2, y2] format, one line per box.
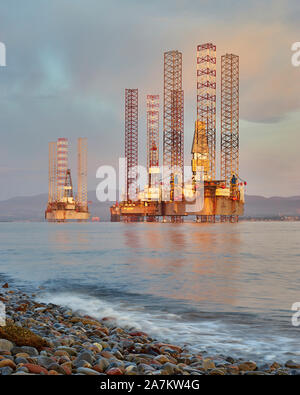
[62, 366, 72, 375]
[24, 363, 48, 375]
[106, 368, 123, 375]
[129, 331, 148, 337]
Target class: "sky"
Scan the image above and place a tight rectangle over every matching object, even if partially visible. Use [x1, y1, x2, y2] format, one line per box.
[0, 0, 299, 200]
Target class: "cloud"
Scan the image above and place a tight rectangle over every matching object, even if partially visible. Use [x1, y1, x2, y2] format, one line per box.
[0, 0, 299, 199]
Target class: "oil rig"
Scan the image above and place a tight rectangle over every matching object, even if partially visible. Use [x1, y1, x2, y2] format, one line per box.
[45, 137, 90, 222]
[110, 44, 245, 223]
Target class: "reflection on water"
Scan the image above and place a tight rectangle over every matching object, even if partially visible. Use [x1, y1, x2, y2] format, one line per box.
[124, 226, 141, 250]
[51, 227, 90, 250]
[145, 229, 163, 250]
[120, 223, 241, 305]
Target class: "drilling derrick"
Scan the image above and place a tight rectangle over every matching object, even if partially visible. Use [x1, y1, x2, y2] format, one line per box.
[77, 137, 88, 211]
[170, 89, 184, 179]
[163, 51, 184, 216]
[197, 43, 216, 181]
[56, 138, 68, 201]
[147, 95, 160, 188]
[220, 54, 240, 222]
[221, 54, 239, 186]
[48, 142, 57, 203]
[125, 89, 138, 202]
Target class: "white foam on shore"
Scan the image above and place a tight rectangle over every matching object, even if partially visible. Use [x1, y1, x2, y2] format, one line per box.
[38, 292, 298, 363]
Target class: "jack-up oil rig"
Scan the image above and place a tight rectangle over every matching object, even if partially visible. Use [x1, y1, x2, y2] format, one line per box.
[111, 44, 245, 223]
[45, 137, 90, 222]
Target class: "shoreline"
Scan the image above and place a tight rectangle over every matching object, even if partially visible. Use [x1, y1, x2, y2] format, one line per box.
[0, 283, 298, 376]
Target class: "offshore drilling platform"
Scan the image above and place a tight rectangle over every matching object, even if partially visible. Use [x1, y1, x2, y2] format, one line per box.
[110, 44, 245, 223]
[45, 137, 90, 222]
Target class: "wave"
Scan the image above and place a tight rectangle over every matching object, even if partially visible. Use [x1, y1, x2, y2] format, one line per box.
[38, 291, 299, 363]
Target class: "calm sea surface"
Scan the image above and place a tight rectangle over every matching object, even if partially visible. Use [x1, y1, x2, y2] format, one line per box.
[1, 222, 300, 363]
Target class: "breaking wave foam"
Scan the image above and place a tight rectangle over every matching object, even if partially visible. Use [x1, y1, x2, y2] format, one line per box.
[38, 292, 297, 363]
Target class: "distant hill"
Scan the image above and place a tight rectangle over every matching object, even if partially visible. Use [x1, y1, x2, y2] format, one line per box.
[0, 192, 112, 222]
[243, 195, 300, 218]
[0, 193, 299, 221]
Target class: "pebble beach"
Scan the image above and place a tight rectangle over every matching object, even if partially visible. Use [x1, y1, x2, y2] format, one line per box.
[0, 283, 299, 376]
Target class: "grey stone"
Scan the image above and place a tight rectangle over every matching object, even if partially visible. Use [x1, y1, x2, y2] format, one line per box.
[138, 363, 155, 373]
[48, 363, 67, 375]
[73, 359, 91, 368]
[35, 307, 47, 313]
[2, 355, 14, 361]
[124, 365, 138, 375]
[16, 367, 29, 373]
[50, 340, 61, 348]
[37, 356, 56, 369]
[107, 360, 124, 370]
[257, 363, 270, 371]
[95, 358, 110, 372]
[285, 360, 300, 369]
[0, 366, 14, 375]
[12, 346, 38, 356]
[226, 356, 236, 364]
[12, 371, 32, 375]
[56, 346, 77, 356]
[244, 371, 268, 375]
[15, 357, 29, 365]
[77, 367, 101, 375]
[76, 351, 93, 364]
[0, 339, 14, 352]
[113, 350, 124, 360]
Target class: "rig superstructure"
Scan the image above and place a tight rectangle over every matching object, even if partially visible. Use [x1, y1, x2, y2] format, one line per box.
[111, 43, 245, 223]
[45, 137, 90, 222]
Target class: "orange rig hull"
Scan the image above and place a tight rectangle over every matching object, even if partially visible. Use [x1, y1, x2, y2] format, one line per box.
[110, 184, 244, 223]
[45, 202, 90, 222]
